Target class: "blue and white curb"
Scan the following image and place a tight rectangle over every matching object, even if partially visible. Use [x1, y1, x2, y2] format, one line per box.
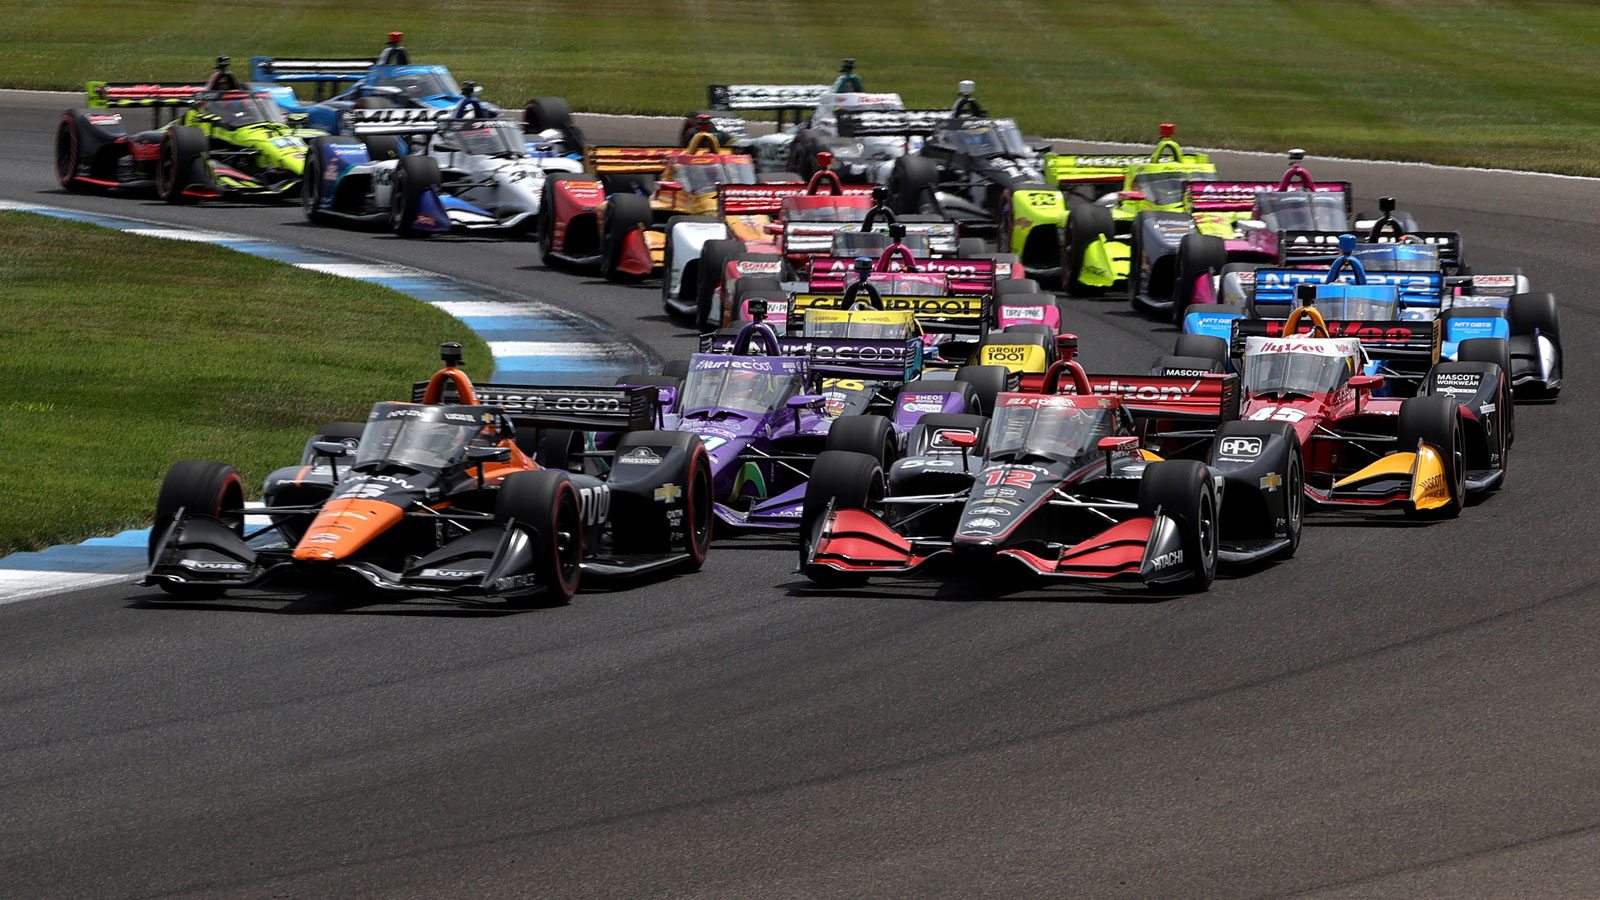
[0, 201, 654, 601]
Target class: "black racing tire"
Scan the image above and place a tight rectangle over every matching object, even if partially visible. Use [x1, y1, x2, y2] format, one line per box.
[301, 136, 331, 222]
[994, 278, 1040, 297]
[533, 429, 583, 472]
[537, 172, 600, 266]
[694, 238, 745, 330]
[1172, 233, 1228, 325]
[360, 133, 402, 162]
[150, 460, 244, 574]
[298, 422, 365, 466]
[1064, 203, 1114, 296]
[55, 112, 98, 192]
[825, 415, 896, 469]
[955, 364, 1010, 415]
[524, 96, 573, 132]
[614, 373, 684, 391]
[1457, 337, 1515, 443]
[957, 237, 987, 259]
[663, 358, 691, 380]
[156, 125, 208, 204]
[1174, 333, 1230, 365]
[898, 379, 980, 417]
[354, 96, 395, 110]
[497, 469, 582, 603]
[800, 450, 886, 585]
[1397, 394, 1465, 519]
[887, 155, 940, 216]
[1211, 420, 1303, 559]
[732, 275, 784, 313]
[1150, 354, 1227, 376]
[600, 171, 656, 197]
[389, 153, 443, 237]
[601, 191, 653, 282]
[787, 130, 822, 180]
[1508, 291, 1560, 339]
[1137, 459, 1219, 591]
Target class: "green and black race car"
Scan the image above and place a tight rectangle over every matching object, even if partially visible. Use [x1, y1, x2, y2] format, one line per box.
[55, 57, 322, 203]
[1001, 124, 1215, 293]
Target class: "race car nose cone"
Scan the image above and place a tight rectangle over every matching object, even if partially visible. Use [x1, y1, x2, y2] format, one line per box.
[292, 498, 405, 562]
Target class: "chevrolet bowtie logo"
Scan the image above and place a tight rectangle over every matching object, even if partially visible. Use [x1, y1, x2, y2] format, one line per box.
[1260, 473, 1283, 492]
[653, 484, 682, 503]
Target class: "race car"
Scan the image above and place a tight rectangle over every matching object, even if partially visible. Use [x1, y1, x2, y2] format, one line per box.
[680, 60, 944, 183]
[301, 95, 583, 236]
[141, 343, 713, 603]
[1001, 124, 1215, 290]
[1154, 305, 1509, 518]
[537, 132, 783, 281]
[800, 347, 1301, 592]
[248, 32, 513, 137]
[1182, 233, 1562, 400]
[874, 81, 1056, 235]
[55, 57, 319, 203]
[607, 303, 960, 531]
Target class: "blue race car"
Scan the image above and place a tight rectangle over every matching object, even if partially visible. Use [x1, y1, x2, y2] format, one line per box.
[249, 32, 504, 135]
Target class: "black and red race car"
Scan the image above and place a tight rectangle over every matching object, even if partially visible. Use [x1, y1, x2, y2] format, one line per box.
[55, 57, 320, 203]
[142, 344, 713, 603]
[800, 346, 1302, 592]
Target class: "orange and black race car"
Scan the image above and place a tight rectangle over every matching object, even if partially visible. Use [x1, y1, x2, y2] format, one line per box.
[142, 344, 713, 603]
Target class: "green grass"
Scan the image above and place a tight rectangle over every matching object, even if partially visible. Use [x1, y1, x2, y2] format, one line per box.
[8, 1, 1600, 174]
[0, 212, 491, 555]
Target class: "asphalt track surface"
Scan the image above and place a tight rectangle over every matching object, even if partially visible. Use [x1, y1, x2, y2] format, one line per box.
[3, 91, 1598, 899]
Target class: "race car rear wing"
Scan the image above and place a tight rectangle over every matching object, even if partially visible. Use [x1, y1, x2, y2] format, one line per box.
[787, 292, 989, 336]
[586, 145, 681, 175]
[717, 182, 875, 216]
[807, 256, 998, 296]
[86, 82, 208, 109]
[708, 84, 832, 112]
[409, 382, 660, 431]
[836, 109, 951, 138]
[1278, 230, 1463, 267]
[1044, 150, 1209, 186]
[248, 56, 376, 84]
[1249, 267, 1445, 309]
[343, 107, 455, 134]
[1086, 373, 1241, 423]
[1230, 318, 1440, 364]
[781, 221, 960, 257]
[697, 332, 923, 381]
[1183, 180, 1352, 213]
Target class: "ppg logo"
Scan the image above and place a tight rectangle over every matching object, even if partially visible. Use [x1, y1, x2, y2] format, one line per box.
[1219, 436, 1262, 458]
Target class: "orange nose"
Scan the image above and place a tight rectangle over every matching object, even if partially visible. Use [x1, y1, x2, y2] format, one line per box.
[292, 498, 405, 561]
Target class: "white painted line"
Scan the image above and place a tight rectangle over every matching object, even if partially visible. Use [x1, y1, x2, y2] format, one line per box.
[489, 340, 625, 357]
[0, 571, 132, 605]
[432, 300, 554, 317]
[122, 226, 255, 243]
[293, 262, 432, 279]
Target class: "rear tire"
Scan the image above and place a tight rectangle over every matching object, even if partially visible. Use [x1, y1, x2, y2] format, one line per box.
[1137, 459, 1218, 591]
[1174, 333, 1230, 364]
[1457, 336, 1515, 444]
[497, 470, 582, 603]
[887, 155, 939, 215]
[955, 364, 1010, 415]
[825, 415, 896, 469]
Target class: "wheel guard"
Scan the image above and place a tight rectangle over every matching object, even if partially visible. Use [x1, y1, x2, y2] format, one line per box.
[1327, 444, 1452, 510]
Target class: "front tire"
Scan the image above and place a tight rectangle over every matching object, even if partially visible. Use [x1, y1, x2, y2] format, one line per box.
[800, 450, 886, 586]
[389, 154, 443, 237]
[497, 469, 583, 603]
[1138, 460, 1218, 591]
[1398, 394, 1465, 519]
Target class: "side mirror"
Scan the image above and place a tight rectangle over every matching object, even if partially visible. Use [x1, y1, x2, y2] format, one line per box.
[786, 394, 825, 410]
[468, 446, 513, 463]
[1097, 436, 1140, 452]
[765, 222, 784, 235]
[1350, 374, 1383, 392]
[1238, 219, 1266, 233]
[286, 112, 309, 125]
[1118, 190, 1146, 202]
[434, 141, 460, 153]
[657, 180, 682, 191]
[945, 431, 980, 448]
[311, 441, 350, 458]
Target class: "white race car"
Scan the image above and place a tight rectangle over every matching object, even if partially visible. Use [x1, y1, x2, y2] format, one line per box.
[303, 104, 582, 236]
